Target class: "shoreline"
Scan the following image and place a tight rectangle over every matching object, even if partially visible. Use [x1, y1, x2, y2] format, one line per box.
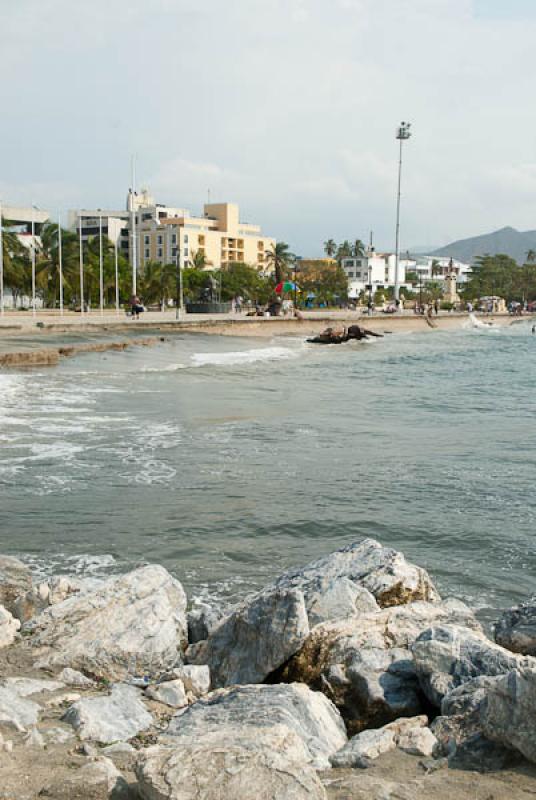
[0, 311, 524, 369]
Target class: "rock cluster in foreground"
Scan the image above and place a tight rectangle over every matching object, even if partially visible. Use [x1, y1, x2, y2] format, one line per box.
[0, 539, 535, 799]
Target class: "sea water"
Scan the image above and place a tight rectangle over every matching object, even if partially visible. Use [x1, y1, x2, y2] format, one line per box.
[1, 321, 535, 616]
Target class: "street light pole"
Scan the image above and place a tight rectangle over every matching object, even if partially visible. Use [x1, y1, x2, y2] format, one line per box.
[99, 213, 104, 315]
[58, 211, 64, 316]
[114, 239, 120, 315]
[79, 212, 85, 315]
[0, 201, 4, 317]
[31, 204, 36, 317]
[394, 121, 412, 303]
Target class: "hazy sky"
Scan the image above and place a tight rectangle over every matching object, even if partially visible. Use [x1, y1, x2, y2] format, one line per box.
[1, 0, 536, 255]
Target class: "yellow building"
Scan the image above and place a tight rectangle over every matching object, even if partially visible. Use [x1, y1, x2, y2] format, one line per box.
[138, 201, 275, 272]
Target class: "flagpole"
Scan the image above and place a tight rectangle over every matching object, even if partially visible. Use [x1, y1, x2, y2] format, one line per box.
[79, 212, 85, 316]
[58, 211, 64, 316]
[99, 213, 104, 315]
[131, 155, 137, 296]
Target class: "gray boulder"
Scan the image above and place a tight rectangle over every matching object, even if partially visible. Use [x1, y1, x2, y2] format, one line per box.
[187, 603, 224, 644]
[431, 711, 518, 771]
[165, 683, 347, 770]
[42, 756, 131, 800]
[2, 676, 65, 696]
[279, 599, 479, 734]
[146, 679, 188, 708]
[480, 667, 536, 764]
[0, 555, 32, 615]
[0, 685, 40, 731]
[63, 683, 153, 743]
[0, 604, 20, 648]
[330, 715, 434, 767]
[12, 574, 89, 622]
[172, 665, 210, 698]
[495, 602, 536, 656]
[187, 588, 309, 687]
[412, 624, 532, 707]
[27, 565, 188, 681]
[271, 538, 440, 610]
[136, 725, 327, 800]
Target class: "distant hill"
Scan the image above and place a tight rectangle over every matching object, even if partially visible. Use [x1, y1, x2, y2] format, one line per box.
[431, 226, 536, 264]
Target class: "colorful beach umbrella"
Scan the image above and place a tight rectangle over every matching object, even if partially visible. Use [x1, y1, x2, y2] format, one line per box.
[275, 280, 299, 294]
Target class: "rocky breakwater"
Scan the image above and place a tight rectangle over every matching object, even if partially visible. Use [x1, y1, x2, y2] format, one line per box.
[0, 542, 535, 799]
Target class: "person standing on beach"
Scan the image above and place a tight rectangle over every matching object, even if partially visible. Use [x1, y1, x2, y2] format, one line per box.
[130, 295, 143, 320]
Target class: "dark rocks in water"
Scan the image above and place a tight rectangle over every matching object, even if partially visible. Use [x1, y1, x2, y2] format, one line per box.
[495, 602, 536, 656]
[307, 325, 383, 344]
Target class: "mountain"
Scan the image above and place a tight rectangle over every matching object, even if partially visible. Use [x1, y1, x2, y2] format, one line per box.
[431, 226, 536, 264]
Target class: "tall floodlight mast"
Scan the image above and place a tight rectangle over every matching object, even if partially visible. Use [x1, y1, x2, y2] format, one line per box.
[394, 121, 412, 303]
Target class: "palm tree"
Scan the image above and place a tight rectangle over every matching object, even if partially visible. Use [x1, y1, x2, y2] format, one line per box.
[1, 217, 30, 307]
[189, 249, 208, 270]
[431, 259, 441, 278]
[353, 239, 366, 257]
[336, 240, 353, 262]
[264, 242, 295, 283]
[323, 239, 337, 258]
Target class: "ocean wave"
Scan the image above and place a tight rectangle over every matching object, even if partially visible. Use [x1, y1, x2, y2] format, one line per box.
[190, 346, 299, 367]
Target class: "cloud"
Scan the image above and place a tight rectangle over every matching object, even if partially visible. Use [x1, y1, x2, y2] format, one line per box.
[2, 0, 536, 253]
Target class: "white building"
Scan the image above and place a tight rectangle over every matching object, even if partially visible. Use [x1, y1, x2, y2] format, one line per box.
[341, 252, 413, 299]
[412, 255, 472, 283]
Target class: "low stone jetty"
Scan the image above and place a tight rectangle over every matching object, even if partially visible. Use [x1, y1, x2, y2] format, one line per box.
[0, 539, 535, 799]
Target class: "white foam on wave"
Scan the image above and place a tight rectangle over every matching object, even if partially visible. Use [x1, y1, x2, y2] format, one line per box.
[191, 346, 299, 367]
[464, 313, 500, 332]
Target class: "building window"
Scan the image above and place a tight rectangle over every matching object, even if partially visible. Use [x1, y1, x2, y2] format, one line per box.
[144, 235, 150, 245]
[355, 272, 362, 279]
[172, 247, 178, 257]
[171, 234, 177, 244]
[184, 248, 189, 257]
[145, 248, 150, 259]
[184, 234, 189, 243]
[157, 247, 163, 258]
[157, 235, 163, 245]
[142, 213, 152, 221]
[347, 272, 354, 278]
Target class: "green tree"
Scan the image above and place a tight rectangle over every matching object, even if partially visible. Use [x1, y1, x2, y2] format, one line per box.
[323, 239, 337, 258]
[264, 242, 295, 283]
[526, 249, 536, 263]
[461, 254, 520, 303]
[37, 223, 81, 308]
[352, 239, 366, 257]
[189, 249, 207, 270]
[336, 240, 353, 261]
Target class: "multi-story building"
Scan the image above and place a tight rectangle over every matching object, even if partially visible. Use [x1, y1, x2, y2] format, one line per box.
[137, 198, 274, 272]
[70, 190, 275, 273]
[341, 252, 412, 298]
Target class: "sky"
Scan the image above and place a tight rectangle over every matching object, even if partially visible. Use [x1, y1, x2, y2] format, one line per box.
[1, 0, 536, 256]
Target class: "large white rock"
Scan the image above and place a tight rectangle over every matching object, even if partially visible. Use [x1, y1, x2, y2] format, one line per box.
[480, 667, 536, 764]
[0, 555, 32, 615]
[137, 725, 327, 800]
[63, 683, 153, 743]
[165, 683, 347, 770]
[188, 588, 310, 687]
[412, 624, 533, 707]
[0, 685, 40, 731]
[172, 665, 210, 698]
[27, 565, 188, 681]
[2, 677, 65, 696]
[0, 604, 20, 649]
[280, 599, 479, 734]
[330, 715, 431, 767]
[271, 538, 440, 611]
[146, 679, 188, 708]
